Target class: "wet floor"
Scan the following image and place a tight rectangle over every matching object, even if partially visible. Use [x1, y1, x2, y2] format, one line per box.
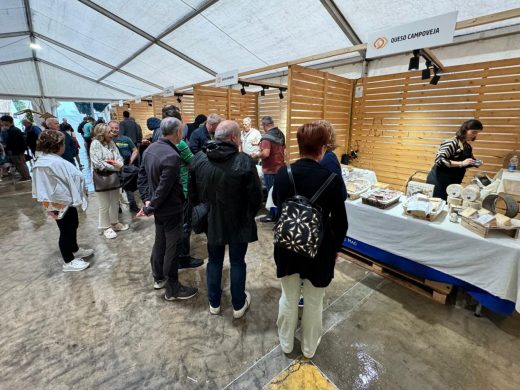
[1, 180, 519, 389]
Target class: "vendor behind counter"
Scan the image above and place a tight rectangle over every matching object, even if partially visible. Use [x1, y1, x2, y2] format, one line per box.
[426, 119, 483, 200]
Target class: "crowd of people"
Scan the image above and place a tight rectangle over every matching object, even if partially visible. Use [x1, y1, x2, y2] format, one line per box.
[6, 106, 349, 359]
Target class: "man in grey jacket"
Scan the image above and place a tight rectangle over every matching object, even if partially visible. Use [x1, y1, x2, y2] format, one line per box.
[137, 117, 198, 300]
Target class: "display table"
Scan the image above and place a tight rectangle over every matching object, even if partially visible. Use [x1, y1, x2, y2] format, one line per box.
[343, 198, 520, 315]
[495, 168, 520, 195]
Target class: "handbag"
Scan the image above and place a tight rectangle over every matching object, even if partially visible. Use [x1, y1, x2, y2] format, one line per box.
[191, 202, 209, 234]
[273, 165, 336, 259]
[92, 169, 121, 192]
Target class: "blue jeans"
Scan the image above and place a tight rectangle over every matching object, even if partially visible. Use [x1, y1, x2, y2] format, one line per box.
[264, 173, 275, 193]
[207, 243, 248, 310]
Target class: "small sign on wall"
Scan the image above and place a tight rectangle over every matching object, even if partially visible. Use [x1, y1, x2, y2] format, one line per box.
[163, 86, 175, 97]
[134, 96, 141, 103]
[215, 69, 239, 87]
[355, 85, 363, 98]
[366, 11, 458, 58]
[118, 100, 123, 107]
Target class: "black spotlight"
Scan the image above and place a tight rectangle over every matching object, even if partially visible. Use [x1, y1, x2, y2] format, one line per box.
[278, 88, 284, 99]
[430, 66, 441, 85]
[260, 87, 266, 96]
[240, 83, 246, 95]
[422, 60, 432, 80]
[177, 95, 182, 103]
[408, 49, 420, 71]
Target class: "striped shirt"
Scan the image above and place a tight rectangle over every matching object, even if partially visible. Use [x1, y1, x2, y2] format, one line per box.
[434, 137, 473, 168]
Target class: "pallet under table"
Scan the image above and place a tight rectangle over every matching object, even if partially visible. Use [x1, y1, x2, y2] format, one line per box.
[339, 248, 453, 304]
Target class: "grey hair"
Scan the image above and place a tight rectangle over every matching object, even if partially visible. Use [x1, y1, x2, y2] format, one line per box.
[45, 117, 59, 126]
[207, 113, 222, 125]
[160, 116, 182, 137]
[215, 120, 240, 142]
[242, 117, 251, 125]
[107, 120, 119, 126]
[261, 116, 274, 126]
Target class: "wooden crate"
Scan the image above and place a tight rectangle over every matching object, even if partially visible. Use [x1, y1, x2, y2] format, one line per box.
[339, 249, 453, 304]
[461, 216, 520, 238]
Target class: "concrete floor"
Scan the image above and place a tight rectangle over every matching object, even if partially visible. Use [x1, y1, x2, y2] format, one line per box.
[1, 179, 520, 390]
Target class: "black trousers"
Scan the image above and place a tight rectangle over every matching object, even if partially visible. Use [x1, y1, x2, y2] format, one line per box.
[56, 207, 79, 263]
[151, 213, 183, 294]
[179, 199, 192, 259]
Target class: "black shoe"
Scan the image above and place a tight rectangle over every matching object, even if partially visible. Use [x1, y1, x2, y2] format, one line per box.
[165, 284, 198, 300]
[130, 204, 140, 213]
[178, 257, 204, 269]
[259, 215, 275, 222]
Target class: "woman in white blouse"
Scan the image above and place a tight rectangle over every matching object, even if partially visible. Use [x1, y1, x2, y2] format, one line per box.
[32, 130, 93, 272]
[90, 123, 128, 239]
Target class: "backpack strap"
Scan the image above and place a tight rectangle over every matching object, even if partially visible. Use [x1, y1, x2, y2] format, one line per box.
[286, 165, 298, 196]
[310, 173, 336, 203]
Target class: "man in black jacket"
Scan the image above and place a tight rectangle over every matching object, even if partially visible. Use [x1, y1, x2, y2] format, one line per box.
[138, 116, 198, 301]
[119, 111, 143, 147]
[189, 113, 221, 154]
[190, 120, 262, 318]
[0, 115, 31, 181]
[21, 119, 41, 156]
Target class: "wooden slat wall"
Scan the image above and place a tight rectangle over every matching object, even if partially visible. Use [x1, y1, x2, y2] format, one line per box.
[194, 86, 259, 128]
[351, 57, 520, 190]
[151, 95, 195, 122]
[286, 65, 354, 162]
[258, 88, 288, 133]
[111, 101, 154, 131]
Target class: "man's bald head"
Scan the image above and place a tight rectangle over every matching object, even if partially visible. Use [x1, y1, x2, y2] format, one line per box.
[45, 117, 59, 130]
[215, 120, 241, 146]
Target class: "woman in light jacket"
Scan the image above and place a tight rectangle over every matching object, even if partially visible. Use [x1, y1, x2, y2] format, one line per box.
[32, 130, 93, 272]
[90, 123, 128, 239]
[273, 121, 348, 359]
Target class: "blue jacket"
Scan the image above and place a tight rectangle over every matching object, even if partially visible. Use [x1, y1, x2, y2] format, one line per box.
[320, 150, 347, 201]
[189, 125, 212, 154]
[146, 117, 162, 143]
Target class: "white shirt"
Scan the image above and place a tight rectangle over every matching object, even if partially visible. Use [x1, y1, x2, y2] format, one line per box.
[241, 128, 261, 156]
[32, 153, 87, 209]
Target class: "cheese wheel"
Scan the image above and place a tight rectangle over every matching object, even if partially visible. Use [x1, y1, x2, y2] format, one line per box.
[446, 184, 462, 198]
[461, 185, 480, 201]
[467, 200, 481, 210]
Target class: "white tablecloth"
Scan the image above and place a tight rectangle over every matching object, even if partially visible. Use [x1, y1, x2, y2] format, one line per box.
[345, 199, 520, 312]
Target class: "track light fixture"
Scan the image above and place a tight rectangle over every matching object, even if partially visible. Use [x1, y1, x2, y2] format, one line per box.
[177, 96, 182, 103]
[408, 49, 420, 71]
[430, 66, 441, 85]
[239, 82, 246, 95]
[278, 88, 284, 99]
[422, 59, 432, 80]
[260, 86, 266, 97]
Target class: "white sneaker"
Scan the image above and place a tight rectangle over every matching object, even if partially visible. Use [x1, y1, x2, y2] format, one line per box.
[233, 291, 251, 319]
[73, 247, 94, 258]
[63, 258, 90, 272]
[209, 304, 221, 315]
[103, 227, 117, 239]
[112, 222, 129, 231]
[153, 280, 167, 289]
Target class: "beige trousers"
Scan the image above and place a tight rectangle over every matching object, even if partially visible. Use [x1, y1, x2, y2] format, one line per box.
[96, 189, 120, 229]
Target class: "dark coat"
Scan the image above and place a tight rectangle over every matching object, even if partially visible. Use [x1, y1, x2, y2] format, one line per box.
[273, 158, 348, 288]
[138, 138, 184, 217]
[189, 141, 262, 245]
[120, 118, 143, 144]
[5, 126, 27, 155]
[59, 130, 78, 165]
[189, 125, 212, 154]
[320, 150, 347, 201]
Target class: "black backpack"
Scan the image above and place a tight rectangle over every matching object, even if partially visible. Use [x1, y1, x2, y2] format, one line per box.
[273, 165, 336, 259]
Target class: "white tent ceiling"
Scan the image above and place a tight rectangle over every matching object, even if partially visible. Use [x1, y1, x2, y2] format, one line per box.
[0, 0, 519, 101]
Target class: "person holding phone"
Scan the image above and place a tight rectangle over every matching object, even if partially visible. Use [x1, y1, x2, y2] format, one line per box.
[32, 130, 93, 272]
[90, 123, 128, 239]
[426, 119, 484, 200]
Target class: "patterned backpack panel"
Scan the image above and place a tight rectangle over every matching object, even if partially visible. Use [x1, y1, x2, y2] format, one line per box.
[273, 165, 335, 259]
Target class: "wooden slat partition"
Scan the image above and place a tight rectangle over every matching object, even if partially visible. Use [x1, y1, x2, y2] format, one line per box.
[111, 101, 154, 131]
[286, 65, 354, 162]
[151, 95, 195, 123]
[351, 57, 520, 190]
[258, 88, 288, 133]
[194, 86, 258, 128]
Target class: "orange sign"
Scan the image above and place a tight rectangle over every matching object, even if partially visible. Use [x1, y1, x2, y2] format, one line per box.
[373, 37, 388, 49]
